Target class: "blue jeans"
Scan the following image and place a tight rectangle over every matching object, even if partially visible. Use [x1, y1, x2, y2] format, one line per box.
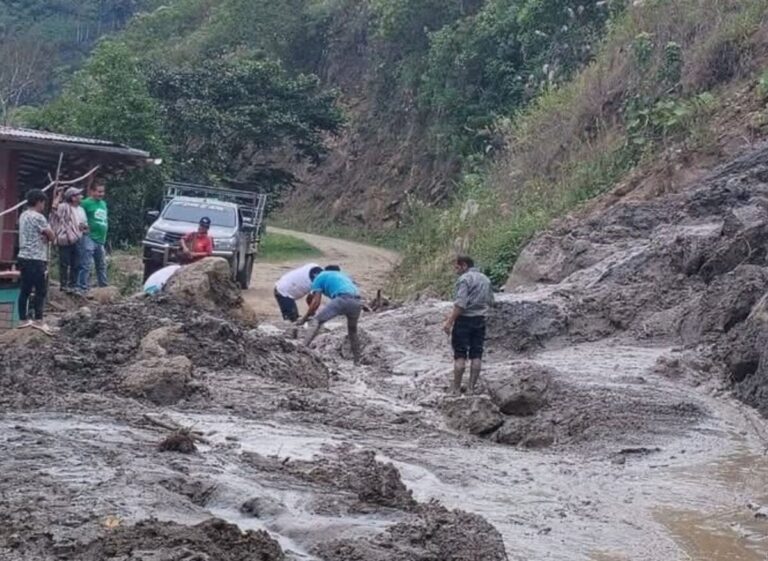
[77, 236, 107, 290]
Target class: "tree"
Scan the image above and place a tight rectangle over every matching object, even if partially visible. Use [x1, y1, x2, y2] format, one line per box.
[0, 36, 51, 124]
[28, 40, 169, 245]
[148, 54, 344, 189]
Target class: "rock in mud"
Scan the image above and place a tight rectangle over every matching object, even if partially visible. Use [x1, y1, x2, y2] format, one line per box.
[719, 292, 768, 416]
[158, 430, 197, 453]
[486, 300, 567, 352]
[117, 356, 194, 405]
[87, 286, 121, 305]
[494, 418, 555, 448]
[164, 257, 256, 324]
[75, 518, 284, 561]
[486, 362, 553, 416]
[314, 501, 508, 561]
[244, 447, 416, 511]
[679, 265, 768, 345]
[441, 396, 504, 436]
[240, 496, 288, 519]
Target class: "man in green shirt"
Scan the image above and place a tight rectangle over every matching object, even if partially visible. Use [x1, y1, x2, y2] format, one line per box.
[77, 181, 109, 291]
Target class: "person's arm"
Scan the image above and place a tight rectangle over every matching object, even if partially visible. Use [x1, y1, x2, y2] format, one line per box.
[443, 277, 468, 334]
[443, 304, 464, 335]
[298, 292, 322, 325]
[180, 233, 193, 256]
[37, 214, 54, 243]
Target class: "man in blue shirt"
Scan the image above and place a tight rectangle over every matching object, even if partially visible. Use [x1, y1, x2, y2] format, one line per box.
[299, 269, 362, 364]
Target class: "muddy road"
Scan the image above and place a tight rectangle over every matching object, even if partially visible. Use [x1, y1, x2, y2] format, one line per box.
[245, 227, 399, 320]
[4, 146, 768, 561]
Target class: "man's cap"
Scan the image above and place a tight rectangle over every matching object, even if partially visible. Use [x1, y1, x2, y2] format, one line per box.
[64, 187, 83, 200]
[199, 217, 211, 228]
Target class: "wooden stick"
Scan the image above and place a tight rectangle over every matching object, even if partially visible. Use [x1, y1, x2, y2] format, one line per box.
[141, 413, 210, 444]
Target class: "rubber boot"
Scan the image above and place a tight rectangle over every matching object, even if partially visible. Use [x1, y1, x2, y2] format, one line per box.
[468, 359, 482, 395]
[303, 319, 323, 348]
[452, 359, 466, 395]
[349, 331, 362, 365]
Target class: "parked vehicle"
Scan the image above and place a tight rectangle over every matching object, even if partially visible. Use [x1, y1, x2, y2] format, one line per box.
[142, 182, 267, 289]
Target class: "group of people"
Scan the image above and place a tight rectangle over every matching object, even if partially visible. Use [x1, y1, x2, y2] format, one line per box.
[16, 182, 109, 332]
[274, 262, 363, 364]
[16, 182, 494, 393]
[274, 254, 494, 395]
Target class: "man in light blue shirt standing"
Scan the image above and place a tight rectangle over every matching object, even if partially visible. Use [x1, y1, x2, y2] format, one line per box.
[299, 269, 362, 365]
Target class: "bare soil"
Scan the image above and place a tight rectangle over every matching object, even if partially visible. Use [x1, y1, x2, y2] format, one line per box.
[4, 147, 768, 561]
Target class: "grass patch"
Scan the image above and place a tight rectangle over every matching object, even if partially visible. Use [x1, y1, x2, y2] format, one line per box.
[258, 231, 323, 262]
[271, 213, 407, 251]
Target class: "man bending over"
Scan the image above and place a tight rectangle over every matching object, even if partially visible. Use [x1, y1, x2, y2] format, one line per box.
[300, 269, 362, 365]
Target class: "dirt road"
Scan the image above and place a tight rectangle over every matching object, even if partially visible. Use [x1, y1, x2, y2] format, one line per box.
[244, 227, 400, 319]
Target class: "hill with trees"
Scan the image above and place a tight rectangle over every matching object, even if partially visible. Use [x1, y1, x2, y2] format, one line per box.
[14, 0, 768, 295]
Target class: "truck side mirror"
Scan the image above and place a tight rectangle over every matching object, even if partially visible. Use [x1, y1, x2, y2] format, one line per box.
[145, 210, 160, 225]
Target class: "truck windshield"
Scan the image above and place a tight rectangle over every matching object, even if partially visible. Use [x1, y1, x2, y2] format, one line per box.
[163, 201, 236, 228]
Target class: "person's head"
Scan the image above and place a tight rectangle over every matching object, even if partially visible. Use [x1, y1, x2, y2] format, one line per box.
[309, 266, 323, 281]
[324, 264, 341, 272]
[64, 187, 83, 205]
[26, 189, 47, 212]
[454, 255, 474, 275]
[89, 181, 106, 200]
[198, 216, 211, 235]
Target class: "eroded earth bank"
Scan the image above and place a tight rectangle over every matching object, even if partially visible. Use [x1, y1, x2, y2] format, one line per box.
[5, 147, 768, 560]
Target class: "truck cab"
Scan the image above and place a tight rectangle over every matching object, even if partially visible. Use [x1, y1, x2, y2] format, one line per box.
[142, 182, 267, 289]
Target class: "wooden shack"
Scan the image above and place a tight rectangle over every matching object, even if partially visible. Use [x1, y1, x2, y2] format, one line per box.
[0, 126, 153, 329]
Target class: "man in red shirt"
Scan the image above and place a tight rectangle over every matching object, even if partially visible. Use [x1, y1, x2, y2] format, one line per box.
[180, 217, 214, 263]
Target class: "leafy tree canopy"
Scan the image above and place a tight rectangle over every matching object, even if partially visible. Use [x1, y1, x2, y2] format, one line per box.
[148, 54, 344, 186]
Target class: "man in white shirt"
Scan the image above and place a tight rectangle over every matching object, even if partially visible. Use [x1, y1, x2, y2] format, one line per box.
[274, 263, 323, 322]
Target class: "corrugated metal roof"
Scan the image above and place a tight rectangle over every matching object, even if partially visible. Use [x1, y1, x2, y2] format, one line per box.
[0, 126, 150, 157]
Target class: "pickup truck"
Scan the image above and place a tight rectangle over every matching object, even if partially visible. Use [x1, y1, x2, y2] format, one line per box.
[142, 182, 267, 289]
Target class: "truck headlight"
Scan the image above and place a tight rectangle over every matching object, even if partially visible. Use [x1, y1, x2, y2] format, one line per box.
[146, 228, 165, 242]
[214, 237, 236, 251]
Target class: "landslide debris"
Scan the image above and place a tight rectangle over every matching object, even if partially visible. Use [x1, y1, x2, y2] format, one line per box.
[244, 445, 417, 513]
[76, 518, 285, 561]
[314, 501, 508, 561]
[500, 144, 768, 414]
[164, 257, 257, 324]
[0, 296, 329, 411]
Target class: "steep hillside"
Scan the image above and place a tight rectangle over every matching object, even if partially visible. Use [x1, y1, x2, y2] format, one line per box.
[389, 0, 768, 295]
[0, 0, 151, 119]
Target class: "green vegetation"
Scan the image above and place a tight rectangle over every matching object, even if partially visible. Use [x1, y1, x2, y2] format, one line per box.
[391, 0, 768, 295]
[259, 232, 323, 262]
[0, 0, 151, 121]
[13, 0, 768, 297]
[22, 9, 343, 245]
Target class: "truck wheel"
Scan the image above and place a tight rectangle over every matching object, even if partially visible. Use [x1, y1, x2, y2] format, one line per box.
[237, 255, 254, 289]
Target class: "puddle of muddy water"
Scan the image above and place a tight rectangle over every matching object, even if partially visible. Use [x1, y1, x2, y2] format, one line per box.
[656, 508, 768, 561]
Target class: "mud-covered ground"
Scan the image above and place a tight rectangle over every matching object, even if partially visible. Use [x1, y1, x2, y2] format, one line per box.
[3, 146, 768, 560]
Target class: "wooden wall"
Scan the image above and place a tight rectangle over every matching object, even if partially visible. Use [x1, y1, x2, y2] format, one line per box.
[0, 148, 19, 263]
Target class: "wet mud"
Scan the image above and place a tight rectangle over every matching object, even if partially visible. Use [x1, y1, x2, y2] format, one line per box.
[4, 147, 768, 560]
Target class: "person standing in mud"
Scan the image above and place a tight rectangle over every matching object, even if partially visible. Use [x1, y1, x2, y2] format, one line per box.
[16, 189, 55, 332]
[274, 262, 322, 322]
[77, 180, 109, 293]
[443, 255, 494, 395]
[50, 186, 87, 292]
[300, 268, 363, 365]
